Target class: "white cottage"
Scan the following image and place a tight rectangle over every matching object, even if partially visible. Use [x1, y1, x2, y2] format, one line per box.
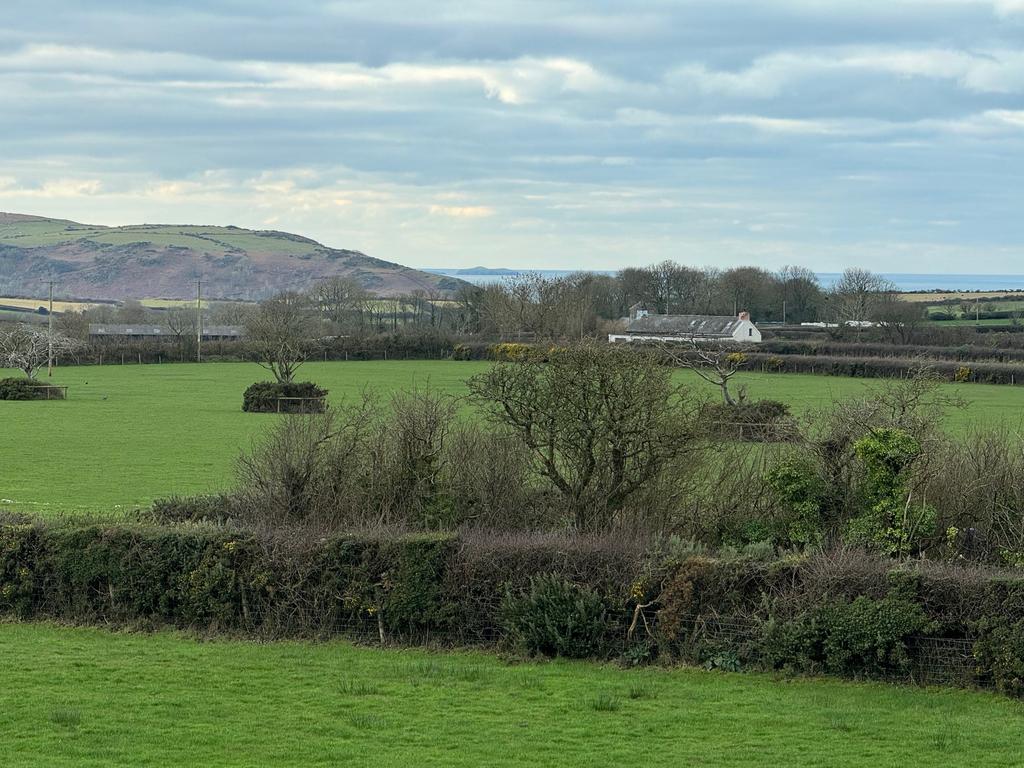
[608, 306, 762, 344]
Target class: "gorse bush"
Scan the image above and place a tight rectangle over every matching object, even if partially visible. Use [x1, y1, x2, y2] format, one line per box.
[501, 574, 609, 658]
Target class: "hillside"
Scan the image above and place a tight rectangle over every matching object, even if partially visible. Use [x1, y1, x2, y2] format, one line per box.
[0, 213, 466, 301]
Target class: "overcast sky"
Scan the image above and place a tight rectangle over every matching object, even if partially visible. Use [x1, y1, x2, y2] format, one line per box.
[1, 1, 1023, 272]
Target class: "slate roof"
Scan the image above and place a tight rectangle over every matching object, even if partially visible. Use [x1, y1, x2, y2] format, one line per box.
[88, 324, 243, 338]
[624, 314, 744, 337]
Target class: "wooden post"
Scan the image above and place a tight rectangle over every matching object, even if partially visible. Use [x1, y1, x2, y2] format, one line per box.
[47, 280, 54, 377]
[196, 279, 203, 363]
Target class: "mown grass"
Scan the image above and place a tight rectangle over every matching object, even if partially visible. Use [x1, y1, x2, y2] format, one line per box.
[1, 621, 1022, 767]
[2, 360, 1023, 514]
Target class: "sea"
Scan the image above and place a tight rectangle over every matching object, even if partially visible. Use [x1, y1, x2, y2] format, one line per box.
[423, 269, 1024, 293]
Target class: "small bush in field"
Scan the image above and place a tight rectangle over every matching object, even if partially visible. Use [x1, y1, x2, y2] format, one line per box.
[0, 377, 60, 401]
[501, 574, 609, 658]
[242, 381, 327, 413]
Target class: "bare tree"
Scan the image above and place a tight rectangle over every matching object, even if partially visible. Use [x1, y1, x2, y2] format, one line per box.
[313, 276, 369, 330]
[245, 292, 319, 383]
[778, 265, 822, 323]
[0, 324, 80, 379]
[828, 268, 897, 327]
[662, 339, 748, 406]
[873, 297, 927, 344]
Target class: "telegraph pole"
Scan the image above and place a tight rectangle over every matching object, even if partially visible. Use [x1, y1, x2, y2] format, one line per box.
[196, 279, 203, 363]
[47, 280, 54, 377]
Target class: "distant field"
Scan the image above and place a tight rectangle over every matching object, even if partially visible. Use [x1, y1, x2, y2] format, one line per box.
[2, 361, 1023, 515]
[902, 291, 1024, 303]
[2, 621, 1022, 768]
[0, 297, 108, 313]
[928, 318, 1022, 327]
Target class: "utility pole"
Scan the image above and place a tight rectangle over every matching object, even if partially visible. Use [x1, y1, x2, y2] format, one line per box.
[196, 279, 203, 363]
[782, 299, 787, 325]
[47, 280, 54, 377]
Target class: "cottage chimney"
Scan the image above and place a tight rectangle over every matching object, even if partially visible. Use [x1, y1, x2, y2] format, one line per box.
[738, 311, 750, 322]
[629, 302, 649, 321]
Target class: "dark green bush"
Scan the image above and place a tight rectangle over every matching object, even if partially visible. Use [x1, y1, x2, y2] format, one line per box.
[242, 381, 328, 413]
[149, 495, 237, 525]
[763, 457, 825, 547]
[974, 619, 1024, 697]
[761, 595, 931, 677]
[0, 377, 60, 400]
[501, 574, 609, 658]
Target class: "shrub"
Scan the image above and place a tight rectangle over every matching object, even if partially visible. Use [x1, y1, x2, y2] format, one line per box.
[850, 428, 935, 556]
[763, 458, 825, 547]
[489, 342, 536, 362]
[501, 574, 610, 658]
[0, 377, 62, 400]
[149, 495, 237, 525]
[974, 619, 1024, 698]
[242, 381, 328, 413]
[954, 365, 972, 383]
[818, 595, 931, 676]
[761, 595, 931, 677]
[704, 399, 795, 442]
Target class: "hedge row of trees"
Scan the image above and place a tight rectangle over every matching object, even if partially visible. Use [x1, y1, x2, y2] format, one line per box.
[6, 519, 1024, 694]
[33, 263, 929, 348]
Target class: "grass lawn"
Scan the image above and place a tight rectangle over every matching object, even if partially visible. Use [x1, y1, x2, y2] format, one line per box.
[2, 360, 1024, 515]
[1, 621, 1022, 768]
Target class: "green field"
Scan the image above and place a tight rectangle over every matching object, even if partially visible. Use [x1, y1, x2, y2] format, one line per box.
[0, 621, 1021, 767]
[3, 361, 1024, 514]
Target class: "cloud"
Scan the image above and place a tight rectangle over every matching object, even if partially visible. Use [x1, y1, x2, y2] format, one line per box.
[0, 1, 1023, 272]
[428, 204, 496, 218]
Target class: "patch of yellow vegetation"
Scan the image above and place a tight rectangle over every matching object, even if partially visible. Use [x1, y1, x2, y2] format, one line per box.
[900, 291, 1024, 303]
[0, 296, 106, 312]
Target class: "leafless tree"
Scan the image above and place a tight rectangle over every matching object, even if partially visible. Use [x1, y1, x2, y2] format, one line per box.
[0, 324, 80, 379]
[245, 292, 319, 383]
[828, 267, 897, 327]
[873, 297, 928, 344]
[661, 339, 748, 406]
[778, 265, 822, 323]
[313, 276, 369, 329]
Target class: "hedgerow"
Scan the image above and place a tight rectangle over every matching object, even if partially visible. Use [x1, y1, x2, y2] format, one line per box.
[6, 520, 1024, 696]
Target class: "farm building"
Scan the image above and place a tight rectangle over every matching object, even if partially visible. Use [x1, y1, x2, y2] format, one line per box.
[88, 324, 244, 341]
[608, 305, 762, 344]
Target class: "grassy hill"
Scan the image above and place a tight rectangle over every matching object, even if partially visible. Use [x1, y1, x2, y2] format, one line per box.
[0, 213, 465, 301]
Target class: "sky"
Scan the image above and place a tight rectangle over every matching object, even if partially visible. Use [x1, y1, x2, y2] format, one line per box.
[1, 1, 1023, 273]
